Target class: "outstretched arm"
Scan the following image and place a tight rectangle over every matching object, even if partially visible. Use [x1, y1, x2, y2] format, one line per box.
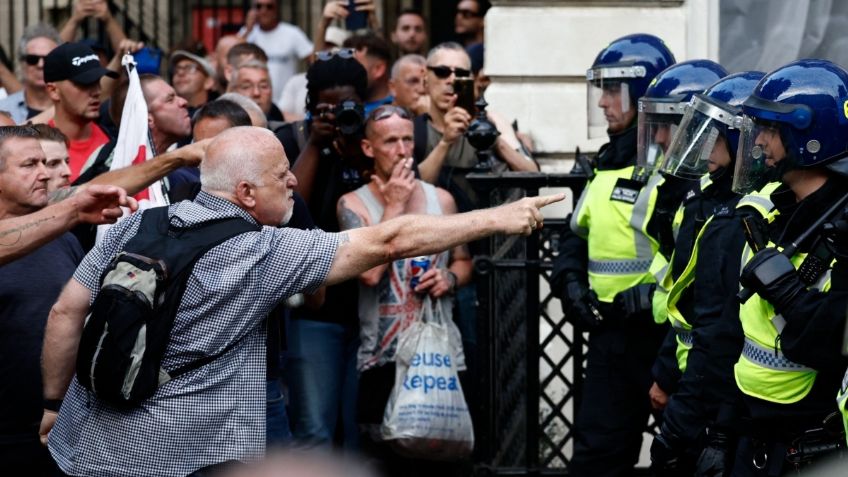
[0, 185, 136, 265]
[324, 193, 564, 286]
[86, 139, 209, 196]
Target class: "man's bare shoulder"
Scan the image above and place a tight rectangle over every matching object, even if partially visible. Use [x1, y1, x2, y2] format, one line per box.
[337, 190, 370, 230]
[433, 185, 458, 214]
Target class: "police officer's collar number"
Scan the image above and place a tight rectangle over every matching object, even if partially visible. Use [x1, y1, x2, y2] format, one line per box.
[610, 177, 643, 204]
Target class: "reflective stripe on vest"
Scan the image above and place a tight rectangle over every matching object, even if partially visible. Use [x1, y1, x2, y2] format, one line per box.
[734, 190, 831, 404]
[741, 337, 814, 372]
[571, 166, 660, 303]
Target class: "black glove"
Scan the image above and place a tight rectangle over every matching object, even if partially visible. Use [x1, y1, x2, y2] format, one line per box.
[650, 424, 689, 477]
[613, 283, 656, 321]
[694, 429, 731, 477]
[560, 273, 603, 329]
[739, 247, 805, 312]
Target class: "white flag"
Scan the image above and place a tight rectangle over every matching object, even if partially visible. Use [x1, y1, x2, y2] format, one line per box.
[96, 54, 169, 244]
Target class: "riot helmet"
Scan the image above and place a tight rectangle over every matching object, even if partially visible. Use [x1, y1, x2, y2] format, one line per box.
[636, 59, 727, 174]
[660, 71, 764, 179]
[733, 59, 848, 193]
[586, 33, 676, 139]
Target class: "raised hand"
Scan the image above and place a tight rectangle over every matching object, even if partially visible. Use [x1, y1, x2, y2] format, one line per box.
[372, 157, 416, 209]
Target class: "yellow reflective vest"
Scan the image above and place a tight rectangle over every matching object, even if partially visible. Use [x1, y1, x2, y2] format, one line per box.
[733, 202, 832, 405]
[663, 183, 778, 372]
[571, 166, 661, 303]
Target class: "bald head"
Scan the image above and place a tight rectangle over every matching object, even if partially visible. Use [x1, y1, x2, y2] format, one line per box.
[201, 126, 282, 193]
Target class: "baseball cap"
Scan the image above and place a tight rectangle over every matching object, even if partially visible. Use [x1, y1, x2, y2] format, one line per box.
[169, 50, 215, 77]
[44, 42, 119, 85]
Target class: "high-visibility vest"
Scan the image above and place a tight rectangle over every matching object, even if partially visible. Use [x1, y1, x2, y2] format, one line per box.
[838, 369, 848, 446]
[734, 200, 832, 404]
[651, 174, 712, 326]
[664, 183, 778, 372]
[571, 166, 661, 303]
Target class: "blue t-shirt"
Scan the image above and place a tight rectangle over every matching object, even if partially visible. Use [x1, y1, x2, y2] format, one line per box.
[0, 233, 83, 436]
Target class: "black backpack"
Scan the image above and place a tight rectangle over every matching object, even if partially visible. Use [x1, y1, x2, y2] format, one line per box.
[76, 206, 261, 407]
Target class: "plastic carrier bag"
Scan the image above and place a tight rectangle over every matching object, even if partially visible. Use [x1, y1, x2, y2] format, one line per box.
[380, 296, 474, 460]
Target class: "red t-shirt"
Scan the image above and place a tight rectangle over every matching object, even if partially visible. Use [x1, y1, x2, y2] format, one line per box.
[49, 120, 110, 183]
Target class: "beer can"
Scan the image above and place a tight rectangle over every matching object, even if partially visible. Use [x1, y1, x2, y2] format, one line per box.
[410, 256, 431, 290]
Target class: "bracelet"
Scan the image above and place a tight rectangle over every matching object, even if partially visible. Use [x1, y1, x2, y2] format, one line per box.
[43, 398, 63, 412]
[446, 270, 458, 295]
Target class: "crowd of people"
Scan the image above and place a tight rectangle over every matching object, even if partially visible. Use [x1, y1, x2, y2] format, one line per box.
[0, 1, 551, 477]
[4, 1, 848, 477]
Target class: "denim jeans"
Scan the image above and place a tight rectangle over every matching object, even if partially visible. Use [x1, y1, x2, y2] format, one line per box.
[285, 318, 359, 449]
[266, 378, 293, 447]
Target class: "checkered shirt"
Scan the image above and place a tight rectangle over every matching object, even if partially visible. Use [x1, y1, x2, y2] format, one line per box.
[49, 192, 339, 477]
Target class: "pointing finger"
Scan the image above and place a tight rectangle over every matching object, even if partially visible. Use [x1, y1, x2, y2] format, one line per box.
[533, 193, 566, 208]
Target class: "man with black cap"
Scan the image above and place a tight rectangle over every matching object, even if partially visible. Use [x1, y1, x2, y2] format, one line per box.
[43, 41, 117, 184]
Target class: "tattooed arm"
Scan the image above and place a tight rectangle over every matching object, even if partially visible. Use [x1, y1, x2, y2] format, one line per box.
[336, 193, 389, 287]
[0, 185, 136, 265]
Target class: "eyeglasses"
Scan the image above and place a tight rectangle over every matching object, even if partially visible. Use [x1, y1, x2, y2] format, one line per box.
[456, 9, 481, 19]
[254, 2, 275, 10]
[173, 63, 201, 75]
[315, 48, 356, 62]
[427, 65, 471, 79]
[367, 105, 412, 123]
[22, 54, 46, 66]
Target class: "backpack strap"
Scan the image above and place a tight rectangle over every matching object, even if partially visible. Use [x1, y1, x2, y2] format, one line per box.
[123, 206, 262, 381]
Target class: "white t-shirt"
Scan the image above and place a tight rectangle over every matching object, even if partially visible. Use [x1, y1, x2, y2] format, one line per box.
[277, 72, 307, 116]
[244, 22, 313, 101]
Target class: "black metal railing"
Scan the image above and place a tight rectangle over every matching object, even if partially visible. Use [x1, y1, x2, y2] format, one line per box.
[468, 171, 655, 476]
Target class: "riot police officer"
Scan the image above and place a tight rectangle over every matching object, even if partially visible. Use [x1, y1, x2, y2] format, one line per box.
[715, 59, 848, 475]
[551, 33, 675, 477]
[646, 71, 765, 475]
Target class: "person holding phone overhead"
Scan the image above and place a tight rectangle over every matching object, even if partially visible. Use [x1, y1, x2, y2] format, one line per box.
[239, 0, 313, 101]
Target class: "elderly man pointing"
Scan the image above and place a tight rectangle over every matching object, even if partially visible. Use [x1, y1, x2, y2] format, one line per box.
[41, 126, 561, 477]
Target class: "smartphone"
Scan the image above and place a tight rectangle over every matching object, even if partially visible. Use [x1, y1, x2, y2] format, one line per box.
[454, 78, 476, 115]
[345, 0, 368, 31]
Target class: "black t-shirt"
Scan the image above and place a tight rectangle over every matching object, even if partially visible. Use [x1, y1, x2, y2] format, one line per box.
[276, 121, 365, 327]
[0, 233, 83, 436]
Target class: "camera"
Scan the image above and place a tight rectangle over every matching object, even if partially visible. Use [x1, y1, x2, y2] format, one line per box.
[333, 100, 365, 136]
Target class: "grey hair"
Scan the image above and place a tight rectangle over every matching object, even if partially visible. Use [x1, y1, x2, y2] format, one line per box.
[200, 126, 275, 193]
[230, 59, 270, 85]
[217, 92, 267, 128]
[17, 23, 62, 79]
[18, 23, 61, 58]
[426, 42, 469, 66]
[391, 54, 426, 80]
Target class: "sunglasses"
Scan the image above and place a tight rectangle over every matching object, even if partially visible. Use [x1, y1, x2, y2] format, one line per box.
[254, 2, 275, 10]
[315, 48, 356, 62]
[427, 65, 471, 79]
[456, 9, 481, 18]
[367, 105, 412, 123]
[22, 54, 46, 66]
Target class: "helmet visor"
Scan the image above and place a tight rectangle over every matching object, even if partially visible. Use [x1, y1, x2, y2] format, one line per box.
[732, 116, 789, 193]
[586, 65, 643, 139]
[636, 99, 684, 174]
[660, 96, 737, 179]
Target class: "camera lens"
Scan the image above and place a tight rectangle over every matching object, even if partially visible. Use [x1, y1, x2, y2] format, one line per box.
[334, 101, 365, 136]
